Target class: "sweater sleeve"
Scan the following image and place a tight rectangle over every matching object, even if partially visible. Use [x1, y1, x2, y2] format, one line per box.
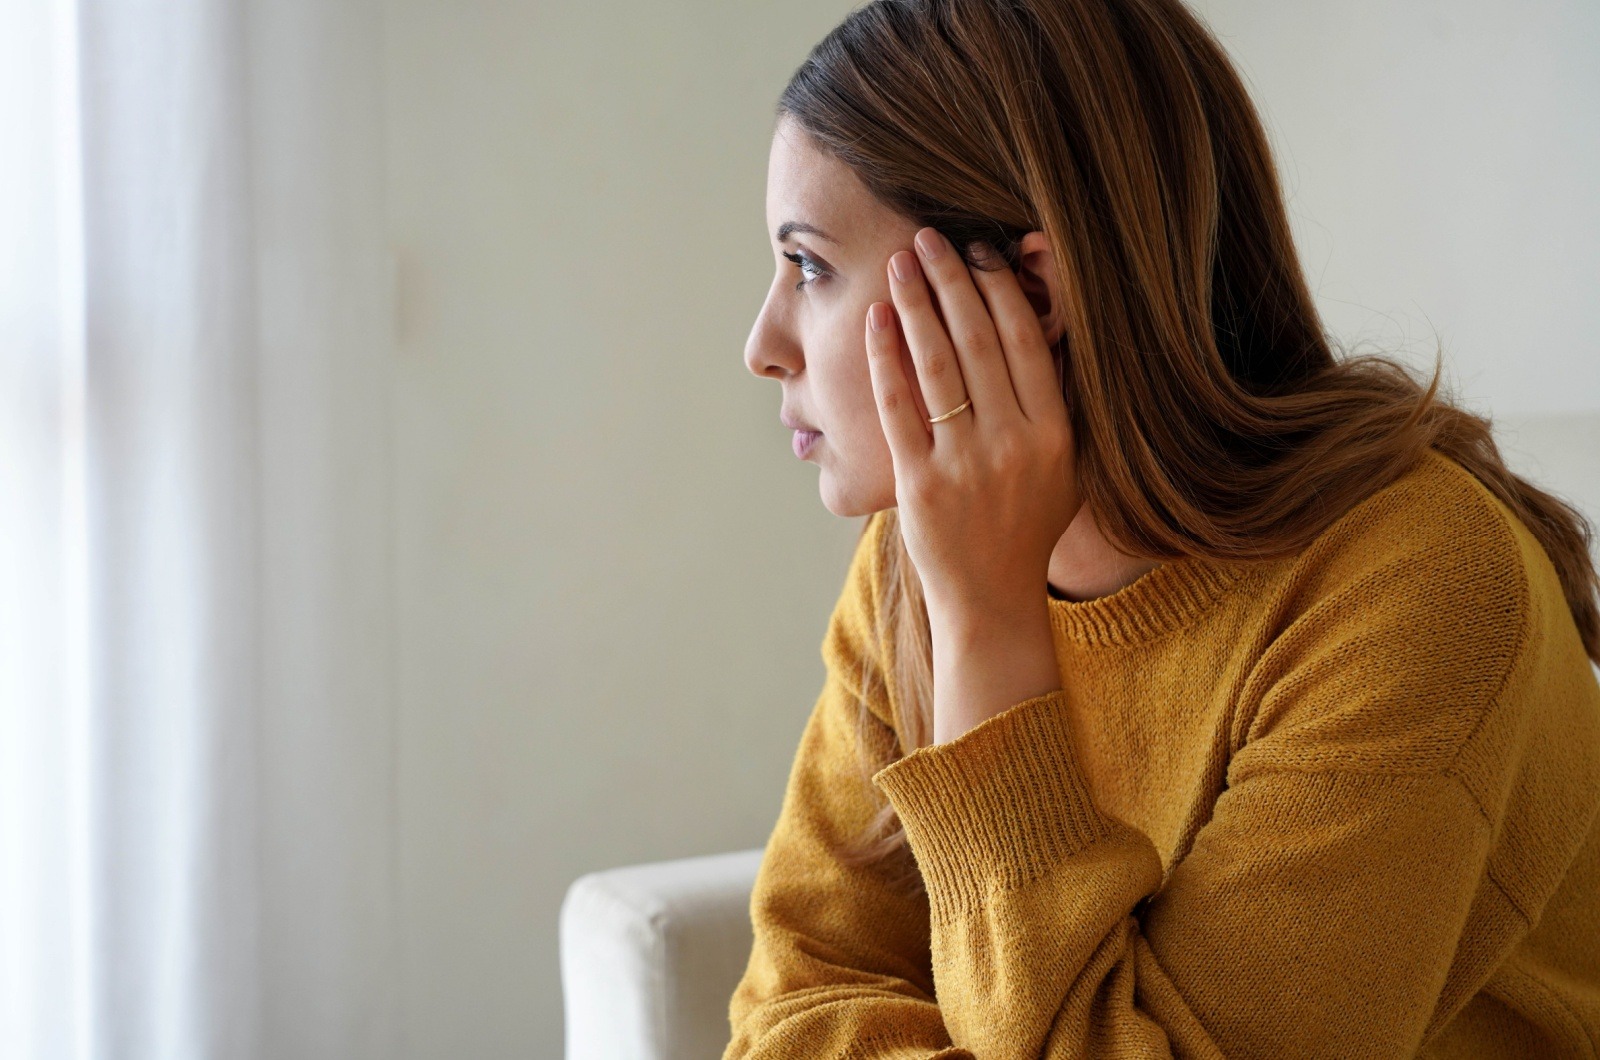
[725, 512, 968, 1058]
[867, 529, 1538, 1059]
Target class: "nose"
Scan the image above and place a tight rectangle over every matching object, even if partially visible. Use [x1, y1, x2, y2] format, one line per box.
[744, 291, 803, 380]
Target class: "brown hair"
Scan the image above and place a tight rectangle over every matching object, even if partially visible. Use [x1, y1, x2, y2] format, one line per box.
[775, 0, 1600, 880]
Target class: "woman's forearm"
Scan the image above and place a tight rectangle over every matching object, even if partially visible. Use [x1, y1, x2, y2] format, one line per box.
[928, 602, 1062, 744]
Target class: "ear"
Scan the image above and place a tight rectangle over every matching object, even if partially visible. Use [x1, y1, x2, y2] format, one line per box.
[1014, 230, 1068, 346]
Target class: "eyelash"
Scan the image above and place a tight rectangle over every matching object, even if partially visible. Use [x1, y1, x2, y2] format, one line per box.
[782, 250, 826, 290]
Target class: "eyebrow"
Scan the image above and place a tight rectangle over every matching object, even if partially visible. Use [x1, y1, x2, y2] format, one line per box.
[776, 221, 840, 246]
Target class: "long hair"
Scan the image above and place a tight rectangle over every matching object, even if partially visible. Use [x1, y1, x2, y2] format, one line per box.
[776, 0, 1600, 879]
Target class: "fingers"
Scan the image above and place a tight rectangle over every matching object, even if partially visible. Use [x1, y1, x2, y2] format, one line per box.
[964, 244, 1068, 427]
[865, 301, 932, 463]
[885, 247, 974, 436]
[900, 228, 1025, 427]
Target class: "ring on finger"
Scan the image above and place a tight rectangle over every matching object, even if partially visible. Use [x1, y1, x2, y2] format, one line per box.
[927, 397, 973, 425]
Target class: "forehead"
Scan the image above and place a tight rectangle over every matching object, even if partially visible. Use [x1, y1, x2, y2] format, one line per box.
[764, 120, 894, 240]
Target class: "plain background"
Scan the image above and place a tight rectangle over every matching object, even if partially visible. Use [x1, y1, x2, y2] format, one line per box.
[375, 0, 1599, 1054]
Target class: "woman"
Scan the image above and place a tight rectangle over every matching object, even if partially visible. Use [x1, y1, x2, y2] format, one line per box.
[734, 0, 1600, 1057]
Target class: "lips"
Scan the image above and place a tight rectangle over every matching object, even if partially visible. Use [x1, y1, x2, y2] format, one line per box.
[780, 412, 820, 433]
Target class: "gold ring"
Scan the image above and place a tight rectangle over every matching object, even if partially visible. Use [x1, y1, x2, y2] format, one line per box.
[927, 397, 972, 424]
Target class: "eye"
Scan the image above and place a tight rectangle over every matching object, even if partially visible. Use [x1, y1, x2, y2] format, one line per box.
[782, 250, 827, 290]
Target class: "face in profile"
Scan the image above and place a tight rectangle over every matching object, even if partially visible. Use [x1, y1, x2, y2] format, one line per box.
[744, 117, 935, 518]
[746, 118, 1069, 524]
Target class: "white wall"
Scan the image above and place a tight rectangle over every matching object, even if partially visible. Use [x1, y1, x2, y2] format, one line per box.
[382, 2, 866, 1055]
[376, 0, 1599, 1055]
[1188, 0, 1600, 415]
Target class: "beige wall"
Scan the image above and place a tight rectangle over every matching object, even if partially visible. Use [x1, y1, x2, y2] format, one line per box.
[1186, 0, 1600, 415]
[379, 0, 1599, 1054]
[383, 2, 867, 1055]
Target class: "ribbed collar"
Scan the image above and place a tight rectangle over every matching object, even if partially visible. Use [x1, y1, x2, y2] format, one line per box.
[1047, 553, 1253, 647]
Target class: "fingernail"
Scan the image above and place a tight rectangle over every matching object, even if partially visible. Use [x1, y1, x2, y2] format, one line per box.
[869, 303, 889, 331]
[891, 252, 917, 283]
[914, 229, 943, 259]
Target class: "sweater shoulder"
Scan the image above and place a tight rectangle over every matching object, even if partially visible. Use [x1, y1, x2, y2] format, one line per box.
[1237, 451, 1600, 931]
[1233, 448, 1540, 778]
[1279, 447, 1531, 600]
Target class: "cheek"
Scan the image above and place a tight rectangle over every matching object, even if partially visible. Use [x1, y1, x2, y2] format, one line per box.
[836, 364, 903, 480]
[810, 308, 873, 406]
[833, 306, 931, 430]
[814, 299, 930, 441]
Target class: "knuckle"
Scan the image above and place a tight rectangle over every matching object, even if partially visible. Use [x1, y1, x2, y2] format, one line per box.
[952, 320, 990, 354]
[991, 429, 1024, 466]
[950, 459, 983, 492]
[1039, 429, 1070, 464]
[1052, 425, 1074, 455]
[920, 349, 954, 381]
[1003, 318, 1037, 350]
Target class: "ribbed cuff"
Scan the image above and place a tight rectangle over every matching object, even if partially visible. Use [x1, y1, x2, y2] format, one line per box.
[870, 690, 1124, 921]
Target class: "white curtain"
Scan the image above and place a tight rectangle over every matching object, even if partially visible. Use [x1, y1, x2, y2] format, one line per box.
[0, 1, 399, 1057]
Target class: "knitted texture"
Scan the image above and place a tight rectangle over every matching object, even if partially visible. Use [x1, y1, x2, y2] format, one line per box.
[724, 448, 1600, 1059]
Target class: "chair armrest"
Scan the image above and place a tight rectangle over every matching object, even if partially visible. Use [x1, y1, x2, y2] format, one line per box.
[560, 847, 764, 1060]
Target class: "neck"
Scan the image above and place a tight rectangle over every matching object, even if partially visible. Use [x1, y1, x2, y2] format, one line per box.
[1046, 501, 1165, 603]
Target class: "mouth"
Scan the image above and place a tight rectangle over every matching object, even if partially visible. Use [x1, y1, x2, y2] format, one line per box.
[780, 413, 820, 433]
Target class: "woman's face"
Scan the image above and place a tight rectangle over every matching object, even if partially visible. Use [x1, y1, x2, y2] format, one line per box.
[744, 119, 935, 517]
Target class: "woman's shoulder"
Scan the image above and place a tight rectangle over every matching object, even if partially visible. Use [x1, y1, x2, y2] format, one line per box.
[1281, 447, 1529, 594]
[1240, 447, 1551, 666]
[1254, 446, 1545, 670]
[1230, 446, 1589, 778]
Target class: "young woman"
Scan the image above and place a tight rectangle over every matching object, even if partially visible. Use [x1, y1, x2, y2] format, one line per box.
[734, 1, 1600, 1057]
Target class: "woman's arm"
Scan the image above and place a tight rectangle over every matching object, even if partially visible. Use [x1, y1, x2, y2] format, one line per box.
[730, 496, 1578, 1058]
[867, 528, 1556, 1058]
[873, 697, 1502, 1058]
[724, 514, 969, 1058]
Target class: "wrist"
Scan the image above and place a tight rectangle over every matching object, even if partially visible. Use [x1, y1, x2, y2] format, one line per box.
[928, 603, 1062, 744]
[927, 596, 1052, 650]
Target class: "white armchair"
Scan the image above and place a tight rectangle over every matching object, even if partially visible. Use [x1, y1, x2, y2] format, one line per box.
[559, 410, 1600, 1060]
[560, 848, 764, 1060]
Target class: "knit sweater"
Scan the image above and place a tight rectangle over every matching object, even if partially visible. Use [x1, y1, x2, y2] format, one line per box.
[725, 447, 1600, 1059]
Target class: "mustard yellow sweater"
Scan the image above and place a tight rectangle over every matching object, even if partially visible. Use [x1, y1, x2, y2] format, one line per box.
[725, 448, 1600, 1059]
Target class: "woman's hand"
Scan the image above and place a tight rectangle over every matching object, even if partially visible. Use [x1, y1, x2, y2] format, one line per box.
[865, 226, 1084, 629]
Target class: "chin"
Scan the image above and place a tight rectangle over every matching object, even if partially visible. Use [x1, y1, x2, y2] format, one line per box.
[818, 468, 895, 519]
